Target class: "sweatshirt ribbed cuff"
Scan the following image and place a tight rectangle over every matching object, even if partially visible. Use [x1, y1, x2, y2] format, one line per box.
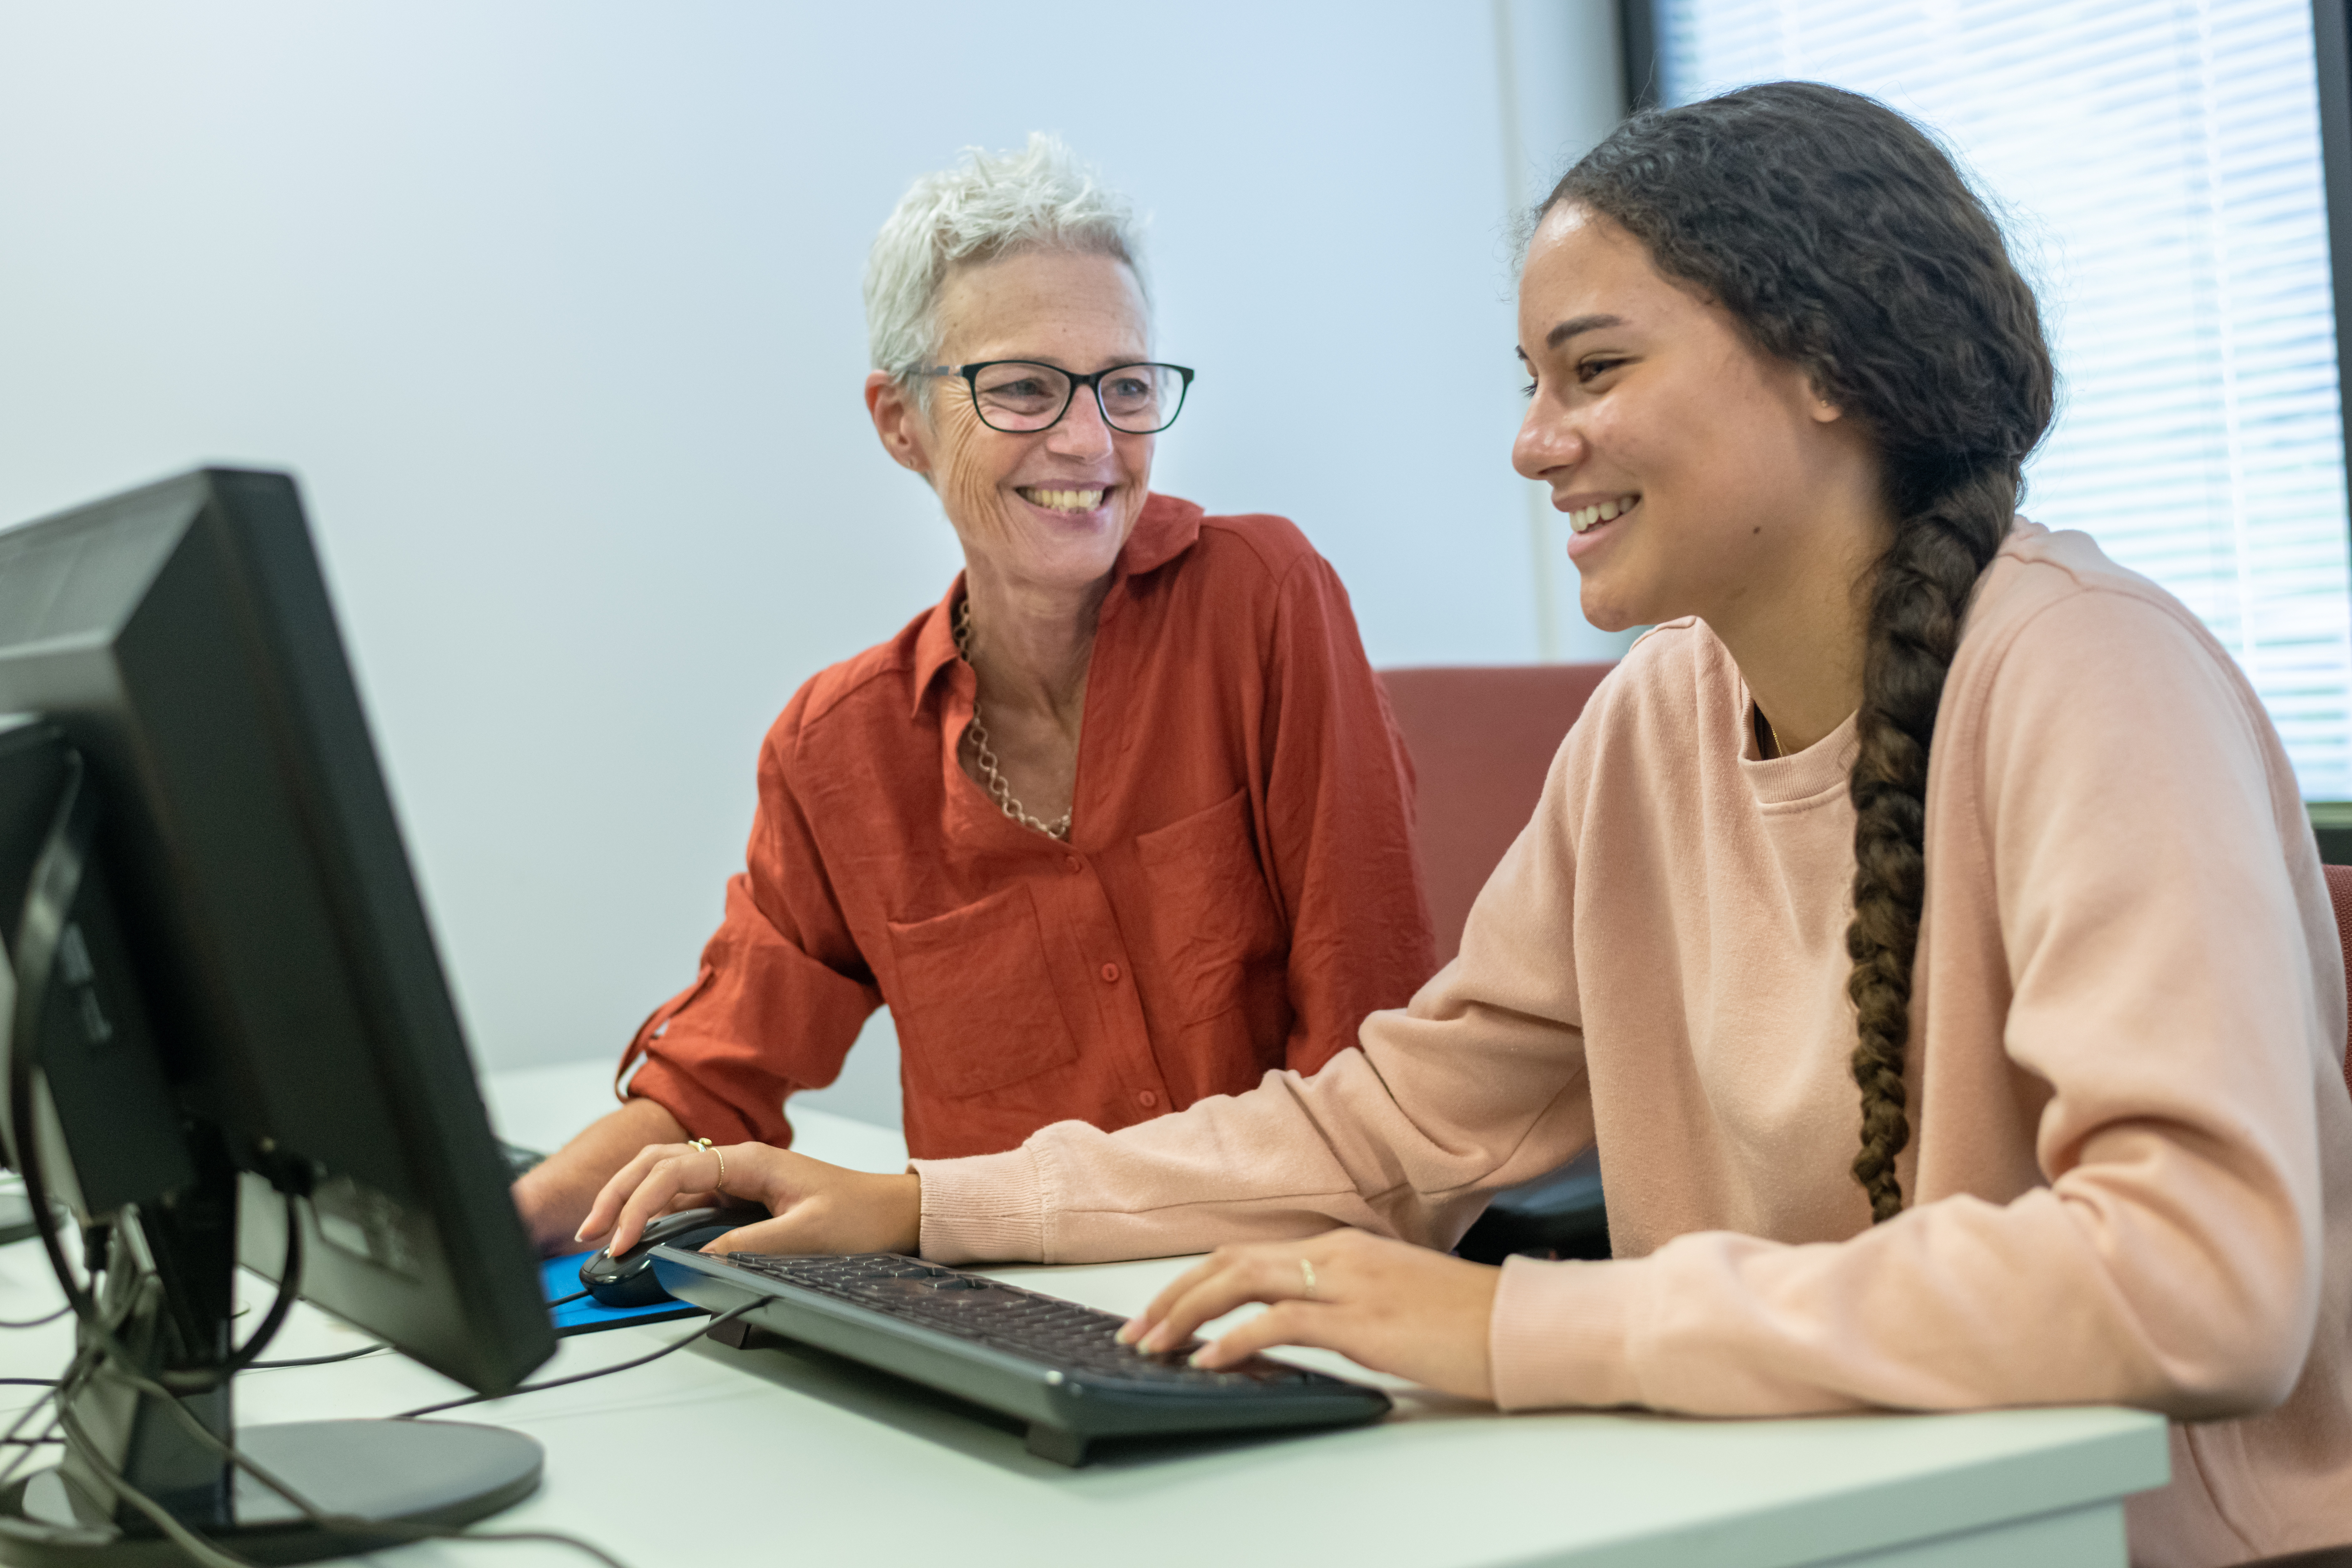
[1488, 1253, 1644, 1411]
[911, 1147, 1046, 1265]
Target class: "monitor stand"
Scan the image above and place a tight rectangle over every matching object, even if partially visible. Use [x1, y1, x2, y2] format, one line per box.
[0, 741, 543, 1567]
[0, 1217, 544, 1567]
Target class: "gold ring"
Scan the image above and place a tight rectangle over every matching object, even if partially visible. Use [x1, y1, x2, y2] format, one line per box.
[1299, 1258, 1317, 1300]
[688, 1137, 713, 1152]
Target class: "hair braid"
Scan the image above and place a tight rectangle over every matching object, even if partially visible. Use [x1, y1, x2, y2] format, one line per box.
[1846, 470, 2012, 1219]
[1553, 84, 2053, 1221]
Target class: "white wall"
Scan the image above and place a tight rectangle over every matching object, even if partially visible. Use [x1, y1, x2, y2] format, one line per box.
[0, 2, 1625, 1123]
[1499, 0, 1642, 661]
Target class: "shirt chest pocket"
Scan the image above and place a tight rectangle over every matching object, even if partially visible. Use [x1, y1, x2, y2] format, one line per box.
[1137, 787, 1289, 1025]
[884, 884, 1080, 1100]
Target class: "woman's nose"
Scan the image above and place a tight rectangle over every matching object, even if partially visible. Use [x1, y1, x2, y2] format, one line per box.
[1513, 402, 1587, 481]
[1047, 388, 1117, 458]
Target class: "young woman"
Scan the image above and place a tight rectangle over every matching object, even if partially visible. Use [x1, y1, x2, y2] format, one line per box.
[580, 85, 2352, 1563]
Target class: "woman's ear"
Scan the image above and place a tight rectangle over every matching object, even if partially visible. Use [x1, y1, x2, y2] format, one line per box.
[865, 372, 934, 476]
[1806, 374, 1846, 424]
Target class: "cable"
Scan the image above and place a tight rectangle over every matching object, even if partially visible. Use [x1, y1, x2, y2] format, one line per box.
[244, 1344, 387, 1370]
[0, 1409, 64, 1488]
[9, 1012, 94, 1330]
[0, 1304, 71, 1329]
[0, 1398, 62, 1487]
[0, 1377, 55, 1388]
[232, 1284, 596, 1371]
[0, 1329, 100, 1493]
[240, 1286, 590, 1370]
[7, 760, 103, 1332]
[57, 1396, 273, 1568]
[159, 1191, 301, 1393]
[2, 767, 303, 1392]
[0, 1286, 125, 1495]
[394, 1300, 757, 1420]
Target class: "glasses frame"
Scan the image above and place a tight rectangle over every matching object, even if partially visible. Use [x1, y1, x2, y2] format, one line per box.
[911, 360, 1196, 435]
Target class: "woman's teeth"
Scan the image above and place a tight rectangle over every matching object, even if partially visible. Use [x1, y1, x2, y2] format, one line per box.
[1019, 487, 1106, 512]
[1567, 495, 1639, 534]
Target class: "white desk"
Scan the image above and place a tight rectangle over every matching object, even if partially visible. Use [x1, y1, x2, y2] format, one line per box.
[0, 1061, 2168, 1568]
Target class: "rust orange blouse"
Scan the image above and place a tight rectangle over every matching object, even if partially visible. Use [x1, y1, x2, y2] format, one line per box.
[620, 493, 1437, 1160]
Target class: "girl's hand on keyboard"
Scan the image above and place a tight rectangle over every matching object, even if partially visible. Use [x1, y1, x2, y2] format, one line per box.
[576, 1140, 921, 1259]
[1117, 1228, 1499, 1401]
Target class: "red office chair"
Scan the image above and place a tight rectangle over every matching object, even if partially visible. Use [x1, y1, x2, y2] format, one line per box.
[1379, 664, 1615, 1261]
[1377, 664, 1614, 966]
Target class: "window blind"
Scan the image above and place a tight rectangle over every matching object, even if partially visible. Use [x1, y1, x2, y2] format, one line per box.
[1658, 0, 2352, 797]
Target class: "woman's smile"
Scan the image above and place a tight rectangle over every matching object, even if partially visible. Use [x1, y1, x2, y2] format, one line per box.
[1015, 484, 1112, 516]
[1564, 492, 1641, 535]
[1560, 490, 1643, 566]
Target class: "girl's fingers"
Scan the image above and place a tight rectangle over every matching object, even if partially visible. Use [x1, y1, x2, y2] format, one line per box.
[579, 1140, 809, 1257]
[604, 1151, 703, 1254]
[1137, 1246, 1316, 1354]
[1195, 1300, 1330, 1369]
[577, 1142, 681, 1247]
[1118, 1256, 1222, 1344]
[698, 1212, 805, 1257]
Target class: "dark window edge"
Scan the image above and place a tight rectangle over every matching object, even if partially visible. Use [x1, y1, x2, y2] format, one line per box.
[1619, 0, 1660, 112]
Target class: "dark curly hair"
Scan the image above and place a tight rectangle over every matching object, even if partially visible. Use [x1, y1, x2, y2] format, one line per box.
[1548, 82, 2054, 1222]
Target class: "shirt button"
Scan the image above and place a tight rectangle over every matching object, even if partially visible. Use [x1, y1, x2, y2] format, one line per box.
[1137, 1090, 1159, 1109]
[1064, 855, 1083, 874]
[1099, 962, 1121, 984]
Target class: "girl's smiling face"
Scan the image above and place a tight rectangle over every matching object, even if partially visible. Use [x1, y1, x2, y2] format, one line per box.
[1511, 203, 1865, 638]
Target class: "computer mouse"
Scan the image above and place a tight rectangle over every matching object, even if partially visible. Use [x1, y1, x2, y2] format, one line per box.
[579, 1200, 770, 1308]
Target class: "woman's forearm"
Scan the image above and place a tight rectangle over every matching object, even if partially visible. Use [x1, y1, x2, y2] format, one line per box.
[510, 1096, 687, 1254]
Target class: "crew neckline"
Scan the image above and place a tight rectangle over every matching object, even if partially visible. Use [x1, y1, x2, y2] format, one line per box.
[1738, 695, 1860, 808]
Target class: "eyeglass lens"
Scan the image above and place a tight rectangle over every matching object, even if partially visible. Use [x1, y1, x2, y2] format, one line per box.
[970, 363, 1187, 434]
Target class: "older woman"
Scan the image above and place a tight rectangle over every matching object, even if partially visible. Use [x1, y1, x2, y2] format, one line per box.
[513, 135, 1434, 1252]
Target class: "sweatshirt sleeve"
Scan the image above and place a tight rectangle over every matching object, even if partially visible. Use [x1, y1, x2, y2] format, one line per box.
[916, 714, 1601, 1265]
[623, 688, 883, 1148]
[1487, 586, 2333, 1421]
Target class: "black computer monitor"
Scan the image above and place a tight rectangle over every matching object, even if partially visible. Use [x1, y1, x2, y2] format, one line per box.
[0, 469, 556, 1561]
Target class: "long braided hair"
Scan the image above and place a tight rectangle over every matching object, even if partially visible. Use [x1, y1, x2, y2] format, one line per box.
[1550, 83, 2054, 1222]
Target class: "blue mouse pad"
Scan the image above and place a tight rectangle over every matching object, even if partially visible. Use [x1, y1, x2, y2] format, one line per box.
[543, 1251, 707, 1337]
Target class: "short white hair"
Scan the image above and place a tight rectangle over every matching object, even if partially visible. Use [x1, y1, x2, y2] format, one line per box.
[863, 133, 1147, 382]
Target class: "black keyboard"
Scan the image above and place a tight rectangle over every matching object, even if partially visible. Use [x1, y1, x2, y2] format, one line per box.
[651, 1249, 1392, 1464]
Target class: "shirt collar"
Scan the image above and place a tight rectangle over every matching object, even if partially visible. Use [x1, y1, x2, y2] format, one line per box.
[908, 491, 1204, 718]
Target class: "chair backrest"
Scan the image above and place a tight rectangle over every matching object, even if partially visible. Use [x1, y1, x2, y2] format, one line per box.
[2324, 864, 2352, 1102]
[1378, 663, 1615, 966]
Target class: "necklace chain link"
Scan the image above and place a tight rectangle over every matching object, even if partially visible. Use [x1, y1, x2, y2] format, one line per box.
[952, 597, 1072, 841]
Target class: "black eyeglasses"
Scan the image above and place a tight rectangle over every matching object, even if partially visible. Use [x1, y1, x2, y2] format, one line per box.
[911, 360, 1195, 435]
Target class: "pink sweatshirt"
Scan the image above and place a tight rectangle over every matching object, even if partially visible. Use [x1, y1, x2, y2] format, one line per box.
[914, 524, 2352, 1565]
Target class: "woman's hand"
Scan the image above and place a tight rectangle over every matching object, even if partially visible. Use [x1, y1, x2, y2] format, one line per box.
[511, 1097, 688, 1256]
[1117, 1228, 1501, 1401]
[576, 1139, 922, 1259]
